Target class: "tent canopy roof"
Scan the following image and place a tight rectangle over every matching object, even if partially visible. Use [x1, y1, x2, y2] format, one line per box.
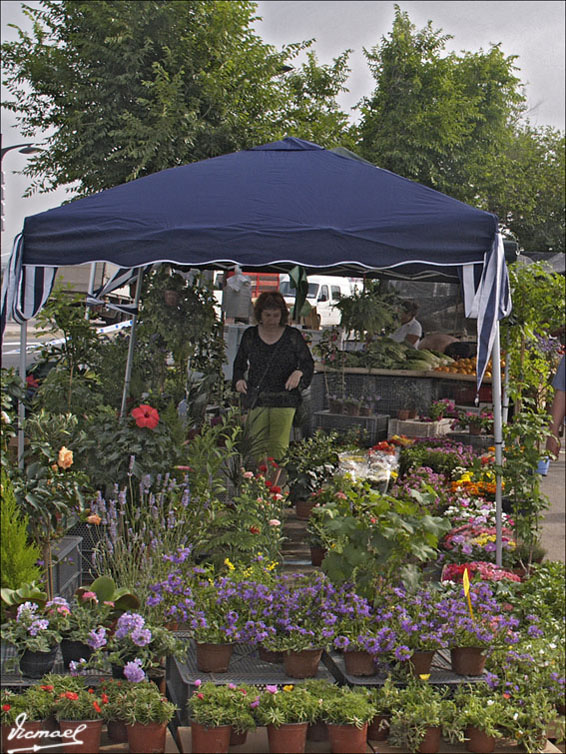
[21, 137, 499, 281]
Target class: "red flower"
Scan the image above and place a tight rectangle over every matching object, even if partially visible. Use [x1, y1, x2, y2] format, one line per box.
[258, 464, 268, 473]
[40, 685, 54, 692]
[26, 374, 39, 388]
[249, 526, 260, 534]
[92, 701, 102, 714]
[503, 692, 511, 699]
[265, 480, 273, 488]
[101, 694, 109, 704]
[2, 704, 10, 711]
[131, 404, 160, 429]
[64, 692, 79, 700]
[197, 693, 204, 700]
[88, 688, 94, 694]
[270, 486, 282, 494]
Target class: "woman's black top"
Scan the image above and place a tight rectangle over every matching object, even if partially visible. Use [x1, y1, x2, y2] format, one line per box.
[232, 326, 315, 408]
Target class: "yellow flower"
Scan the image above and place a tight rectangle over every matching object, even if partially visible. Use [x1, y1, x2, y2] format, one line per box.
[390, 470, 398, 480]
[283, 685, 294, 692]
[419, 674, 430, 681]
[224, 558, 235, 571]
[57, 446, 73, 470]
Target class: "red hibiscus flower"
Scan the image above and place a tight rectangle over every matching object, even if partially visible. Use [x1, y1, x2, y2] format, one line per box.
[131, 404, 160, 429]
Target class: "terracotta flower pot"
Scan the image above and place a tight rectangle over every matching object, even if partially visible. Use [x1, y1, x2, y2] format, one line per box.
[126, 721, 169, 754]
[59, 719, 103, 753]
[19, 646, 58, 678]
[195, 642, 233, 673]
[465, 725, 496, 753]
[397, 409, 411, 420]
[191, 722, 231, 754]
[343, 649, 376, 677]
[307, 721, 328, 741]
[295, 499, 317, 520]
[450, 647, 486, 676]
[2, 720, 45, 753]
[267, 722, 308, 753]
[310, 545, 327, 566]
[107, 718, 128, 743]
[327, 722, 368, 753]
[469, 424, 482, 435]
[367, 714, 390, 741]
[283, 648, 323, 678]
[258, 646, 285, 664]
[408, 650, 435, 676]
[418, 726, 442, 754]
[229, 728, 248, 746]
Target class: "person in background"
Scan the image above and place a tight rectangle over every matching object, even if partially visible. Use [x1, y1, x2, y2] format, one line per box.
[418, 332, 476, 359]
[546, 354, 565, 459]
[390, 300, 422, 348]
[233, 291, 314, 474]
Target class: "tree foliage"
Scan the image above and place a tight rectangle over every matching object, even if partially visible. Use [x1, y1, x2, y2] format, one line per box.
[2, 0, 352, 196]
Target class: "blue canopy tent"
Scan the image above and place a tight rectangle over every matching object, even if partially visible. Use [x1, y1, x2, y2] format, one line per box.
[1, 136, 511, 563]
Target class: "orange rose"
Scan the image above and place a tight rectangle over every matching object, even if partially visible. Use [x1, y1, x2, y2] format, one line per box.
[57, 446, 73, 469]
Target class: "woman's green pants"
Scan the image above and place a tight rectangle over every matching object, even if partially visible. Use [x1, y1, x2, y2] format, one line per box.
[248, 406, 296, 461]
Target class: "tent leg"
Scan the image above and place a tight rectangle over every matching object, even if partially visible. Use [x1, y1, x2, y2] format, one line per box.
[502, 330, 510, 425]
[85, 262, 97, 320]
[119, 268, 145, 420]
[18, 321, 27, 469]
[492, 322, 504, 567]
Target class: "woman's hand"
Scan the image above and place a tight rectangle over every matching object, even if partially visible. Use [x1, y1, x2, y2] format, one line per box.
[285, 370, 303, 391]
[235, 379, 248, 394]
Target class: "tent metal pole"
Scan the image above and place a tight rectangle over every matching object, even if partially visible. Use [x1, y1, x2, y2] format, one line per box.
[85, 262, 97, 319]
[119, 267, 144, 420]
[17, 321, 27, 469]
[491, 322, 504, 567]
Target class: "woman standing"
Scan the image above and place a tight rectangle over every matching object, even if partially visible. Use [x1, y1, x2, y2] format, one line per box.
[233, 292, 314, 467]
[390, 300, 422, 348]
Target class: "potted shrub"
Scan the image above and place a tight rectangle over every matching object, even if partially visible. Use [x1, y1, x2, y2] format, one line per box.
[254, 684, 319, 754]
[281, 431, 339, 510]
[187, 681, 256, 754]
[119, 681, 177, 754]
[1, 687, 53, 750]
[98, 678, 129, 744]
[366, 677, 400, 741]
[321, 686, 376, 754]
[389, 681, 450, 754]
[1, 601, 61, 678]
[450, 685, 506, 753]
[53, 686, 107, 753]
[45, 593, 113, 669]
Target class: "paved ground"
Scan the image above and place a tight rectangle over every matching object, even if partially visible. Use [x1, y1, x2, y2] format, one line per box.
[540, 448, 566, 563]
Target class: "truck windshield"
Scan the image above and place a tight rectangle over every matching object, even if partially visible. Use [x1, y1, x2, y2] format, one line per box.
[279, 281, 319, 299]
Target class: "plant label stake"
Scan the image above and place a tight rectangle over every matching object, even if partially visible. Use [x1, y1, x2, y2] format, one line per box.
[463, 567, 474, 620]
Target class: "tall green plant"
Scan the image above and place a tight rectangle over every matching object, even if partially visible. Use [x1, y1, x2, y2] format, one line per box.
[0, 469, 42, 591]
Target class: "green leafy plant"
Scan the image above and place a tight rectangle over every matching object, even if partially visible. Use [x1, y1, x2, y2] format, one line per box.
[53, 687, 107, 721]
[109, 681, 177, 725]
[254, 685, 319, 727]
[389, 681, 452, 752]
[1, 689, 27, 724]
[0, 469, 42, 595]
[321, 686, 376, 727]
[188, 682, 257, 729]
[281, 430, 340, 501]
[1, 601, 61, 654]
[449, 685, 506, 740]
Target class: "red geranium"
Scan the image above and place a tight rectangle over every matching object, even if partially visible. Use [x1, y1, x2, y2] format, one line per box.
[131, 404, 160, 429]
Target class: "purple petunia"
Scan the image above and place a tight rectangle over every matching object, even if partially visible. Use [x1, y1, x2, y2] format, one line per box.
[123, 658, 146, 683]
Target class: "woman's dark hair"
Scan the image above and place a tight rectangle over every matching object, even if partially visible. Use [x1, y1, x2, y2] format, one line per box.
[254, 291, 289, 325]
[400, 300, 419, 316]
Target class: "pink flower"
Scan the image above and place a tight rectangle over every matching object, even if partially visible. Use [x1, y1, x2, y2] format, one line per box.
[194, 679, 202, 687]
[131, 404, 160, 429]
[243, 471, 254, 479]
[268, 519, 281, 527]
[81, 591, 98, 603]
[266, 685, 278, 694]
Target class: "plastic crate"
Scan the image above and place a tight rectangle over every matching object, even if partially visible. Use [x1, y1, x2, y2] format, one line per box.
[313, 411, 389, 444]
[50, 536, 82, 600]
[387, 417, 453, 438]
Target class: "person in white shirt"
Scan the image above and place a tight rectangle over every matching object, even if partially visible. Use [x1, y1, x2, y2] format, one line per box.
[390, 300, 422, 348]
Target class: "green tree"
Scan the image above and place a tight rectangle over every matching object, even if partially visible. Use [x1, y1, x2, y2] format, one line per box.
[357, 6, 526, 205]
[2, 0, 352, 197]
[1, 469, 42, 591]
[493, 125, 565, 252]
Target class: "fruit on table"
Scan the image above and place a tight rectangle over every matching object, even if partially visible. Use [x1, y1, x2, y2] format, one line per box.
[434, 357, 505, 376]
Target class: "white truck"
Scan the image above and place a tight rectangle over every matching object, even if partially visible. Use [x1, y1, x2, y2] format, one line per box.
[279, 274, 356, 327]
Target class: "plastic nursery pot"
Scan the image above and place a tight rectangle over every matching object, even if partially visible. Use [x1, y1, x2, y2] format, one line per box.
[307, 721, 328, 741]
[195, 642, 233, 673]
[59, 719, 103, 754]
[126, 721, 168, 754]
[343, 649, 376, 677]
[465, 725, 496, 754]
[267, 722, 308, 754]
[367, 715, 390, 741]
[295, 500, 317, 520]
[450, 647, 486, 676]
[107, 718, 128, 743]
[397, 409, 411, 420]
[229, 728, 248, 746]
[283, 648, 323, 679]
[191, 722, 232, 754]
[2, 720, 44, 753]
[60, 639, 93, 670]
[19, 646, 58, 678]
[327, 722, 368, 754]
[408, 650, 436, 676]
[418, 726, 442, 754]
[258, 646, 285, 664]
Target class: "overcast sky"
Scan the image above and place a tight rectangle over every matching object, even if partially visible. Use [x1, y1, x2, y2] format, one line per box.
[1, 0, 565, 262]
